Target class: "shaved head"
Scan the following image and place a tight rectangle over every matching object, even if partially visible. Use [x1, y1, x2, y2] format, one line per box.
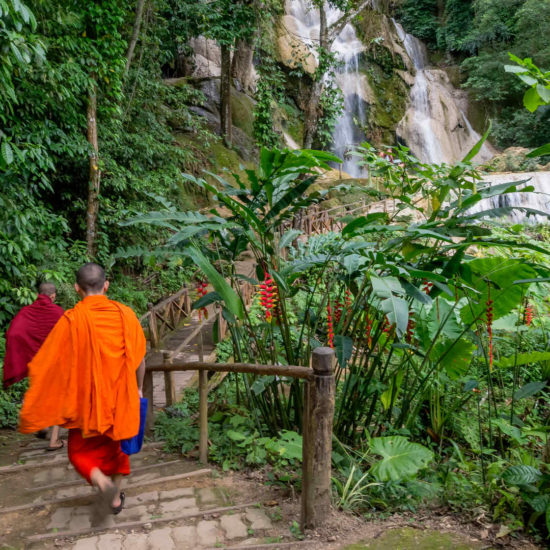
[76, 263, 106, 294]
[38, 282, 56, 296]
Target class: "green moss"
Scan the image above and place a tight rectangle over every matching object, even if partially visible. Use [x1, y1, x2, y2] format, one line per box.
[230, 90, 256, 138]
[273, 101, 304, 147]
[343, 527, 485, 550]
[351, 14, 409, 145]
[362, 63, 408, 143]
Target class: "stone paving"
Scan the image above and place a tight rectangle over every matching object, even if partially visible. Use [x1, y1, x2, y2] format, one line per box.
[69, 508, 272, 549]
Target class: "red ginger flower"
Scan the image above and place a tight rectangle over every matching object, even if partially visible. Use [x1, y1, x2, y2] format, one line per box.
[327, 302, 334, 348]
[259, 270, 277, 322]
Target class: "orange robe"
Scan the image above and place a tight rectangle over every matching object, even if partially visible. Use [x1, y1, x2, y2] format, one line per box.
[19, 295, 146, 482]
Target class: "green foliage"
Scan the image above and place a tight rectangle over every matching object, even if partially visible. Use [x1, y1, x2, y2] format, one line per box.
[369, 436, 434, 482]
[253, 54, 285, 148]
[398, 0, 438, 48]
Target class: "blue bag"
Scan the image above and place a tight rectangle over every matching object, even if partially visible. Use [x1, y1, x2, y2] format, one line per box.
[121, 397, 148, 455]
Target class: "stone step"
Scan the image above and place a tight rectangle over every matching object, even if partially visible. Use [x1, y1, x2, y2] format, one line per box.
[0, 468, 212, 514]
[29, 503, 275, 548]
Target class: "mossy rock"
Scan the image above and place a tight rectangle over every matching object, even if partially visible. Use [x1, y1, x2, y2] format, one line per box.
[230, 89, 256, 138]
[361, 62, 408, 143]
[344, 527, 485, 550]
[273, 101, 304, 147]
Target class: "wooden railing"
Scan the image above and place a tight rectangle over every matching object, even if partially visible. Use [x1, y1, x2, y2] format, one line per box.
[144, 347, 336, 531]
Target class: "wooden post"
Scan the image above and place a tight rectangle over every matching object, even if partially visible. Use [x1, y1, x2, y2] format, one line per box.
[163, 351, 176, 406]
[198, 331, 208, 464]
[217, 309, 225, 342]
[183, 285, 191, 315]
[301, 347, 335, 531]
[143, 366, 155, 436]
[148, 303, 159, 350]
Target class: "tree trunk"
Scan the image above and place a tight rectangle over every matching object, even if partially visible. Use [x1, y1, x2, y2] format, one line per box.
[220, 43, 232, 146]
[231, 39, 255, 92]
[303, 5, 328, 148]
[86, 82, 101, 258]
[125, 0, 147, 77]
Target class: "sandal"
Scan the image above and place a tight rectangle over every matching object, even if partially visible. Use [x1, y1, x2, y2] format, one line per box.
[35, 429, 48, 440]
[112, 491, 125, 515]
[46, 440, 64, 451]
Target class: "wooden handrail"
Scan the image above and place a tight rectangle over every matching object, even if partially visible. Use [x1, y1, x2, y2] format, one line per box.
[147, 361, 314, 380]
[143, 347, 335, 531]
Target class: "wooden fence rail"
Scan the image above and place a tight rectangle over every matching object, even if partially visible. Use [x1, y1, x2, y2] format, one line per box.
[144, 347, 336, 531]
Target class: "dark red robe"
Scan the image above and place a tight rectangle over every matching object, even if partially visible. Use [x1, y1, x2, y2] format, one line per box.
[3, 295, 64, 389]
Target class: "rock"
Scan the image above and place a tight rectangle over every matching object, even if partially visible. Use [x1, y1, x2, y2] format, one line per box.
[121, 533, 148, 550]
[172, 525, 198, 547]
[147, 527, 175, 550]
[245, 508, 273, 530]
[220, 513, 248, 539]
[96, 534, 123, 550]
[159, 487, 194, 500]
[276, 15, 317, 75]
[72, 537, 99, 550]
[196, 520, 221, 546]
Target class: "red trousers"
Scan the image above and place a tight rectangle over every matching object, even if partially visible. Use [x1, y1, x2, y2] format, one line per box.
[68, 429, 130, 484]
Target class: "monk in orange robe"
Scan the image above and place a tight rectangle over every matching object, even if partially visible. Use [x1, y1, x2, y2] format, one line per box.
[19, 263, 146, 513]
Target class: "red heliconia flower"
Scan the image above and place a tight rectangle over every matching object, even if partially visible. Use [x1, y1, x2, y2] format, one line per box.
[345, 288, 352, 311]
[197, 280, 209, 321]
[486, 284, 494, 371]
[334, 299, 343, 324]
[422, 279, 433, 294]
[366, 313, 373, 348]
[327, 302, 334, 348]
[406, 315, 415, 344]
[259, 270, 277, 322]
[524, 302, 534, 326]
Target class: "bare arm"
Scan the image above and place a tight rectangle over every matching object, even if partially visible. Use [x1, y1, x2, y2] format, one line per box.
[136, 358, 146, 397]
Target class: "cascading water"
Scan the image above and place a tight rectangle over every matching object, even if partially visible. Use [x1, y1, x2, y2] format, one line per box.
[394, 20, 493, 165]
[468, 172, 550, 223]
[286, 0, 369, 177]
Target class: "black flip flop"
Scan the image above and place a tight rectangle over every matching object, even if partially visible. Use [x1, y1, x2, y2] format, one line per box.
[112, 491, 125, 515]
[46, 440, 64, 452]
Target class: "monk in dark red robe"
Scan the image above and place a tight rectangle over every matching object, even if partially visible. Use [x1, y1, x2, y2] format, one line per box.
[19, 263, 146, 514]
[4, 282, 64, 450]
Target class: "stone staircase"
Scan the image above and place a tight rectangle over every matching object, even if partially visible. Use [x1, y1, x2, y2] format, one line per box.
[0, 436, 316, 550]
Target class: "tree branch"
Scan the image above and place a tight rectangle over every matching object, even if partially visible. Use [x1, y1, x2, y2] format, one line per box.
[327, 0, 372, 44]
[125, 0, 147, 77]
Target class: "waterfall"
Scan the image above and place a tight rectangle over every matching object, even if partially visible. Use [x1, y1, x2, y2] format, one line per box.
[394, 20, 493, 165]
[468, 171, 550, 223]
[286, 0, 368, 177]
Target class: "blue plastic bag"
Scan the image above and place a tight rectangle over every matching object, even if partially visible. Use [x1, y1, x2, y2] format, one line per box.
[121, 397, 148, 455]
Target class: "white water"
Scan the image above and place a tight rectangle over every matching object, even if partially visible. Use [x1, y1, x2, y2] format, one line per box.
[468, 172, 550, 223]
[393, 20, 493, 165]
[286, 0, 370, 177]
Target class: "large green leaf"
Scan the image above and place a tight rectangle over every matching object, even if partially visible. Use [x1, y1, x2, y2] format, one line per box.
[513, 381, 547, 400]
[496, 351, 550, 369]
[369, 436, 433, 481]
[460, 258, 538, 324]
[501, 465, 542, 486]
[462, 121, 491, 162]
[526, 142, 550, 158]
[185, 246, 244, 320]
[431, 338, 475, 379]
